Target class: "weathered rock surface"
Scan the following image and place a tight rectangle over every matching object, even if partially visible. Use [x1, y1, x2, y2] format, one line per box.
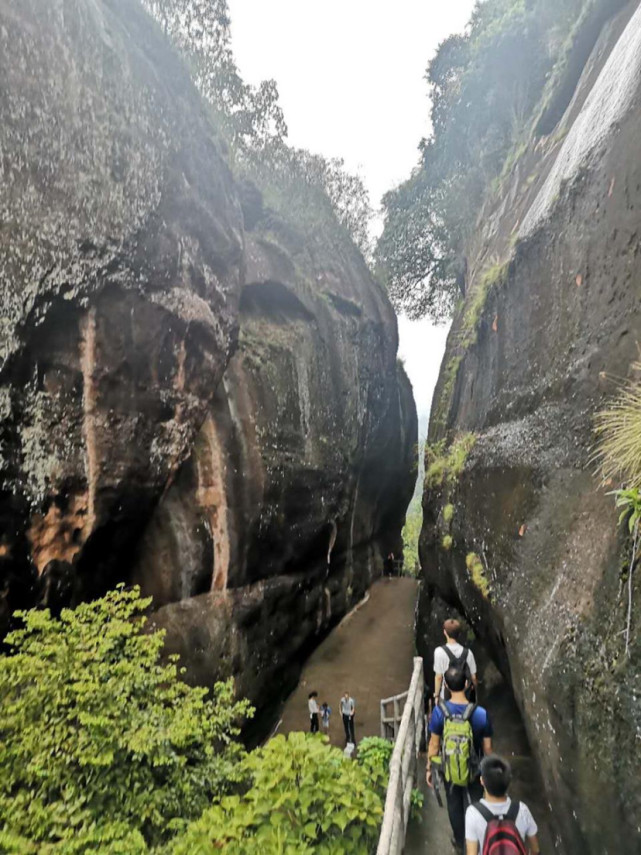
[138, 216, 417, 730]
[0, 0, 416, 723]
[419, 2, 641, 851]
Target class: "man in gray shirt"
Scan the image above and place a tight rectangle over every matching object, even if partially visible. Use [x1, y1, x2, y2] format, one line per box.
[340, 691, 355, 744]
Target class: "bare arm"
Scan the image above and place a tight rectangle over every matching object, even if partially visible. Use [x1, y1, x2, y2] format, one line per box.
[466, 842, 479, 855]
[434, 673, 443, 700]
[426, 734, 441, 787]
[482, 737, 493, 755]
[527, 834, 540, 853]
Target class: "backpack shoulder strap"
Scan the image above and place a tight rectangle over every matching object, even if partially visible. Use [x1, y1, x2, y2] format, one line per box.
[506, 800, 520, 822]
[472, 801, 495, 823]
[442, 645, 457, 664]
[462, 702, 477, 722]
[438, 699, 451, 719]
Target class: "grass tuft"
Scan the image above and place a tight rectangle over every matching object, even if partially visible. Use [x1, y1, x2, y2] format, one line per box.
[594, 366, 641, 488]
[441, 535, 453, 551]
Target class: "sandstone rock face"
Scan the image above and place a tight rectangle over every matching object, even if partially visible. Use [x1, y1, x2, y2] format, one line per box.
[0, 0, 243, 621]
[419, 3, 641, 851]
[137, 219, 417, 730]
[0, 0, 416, 725]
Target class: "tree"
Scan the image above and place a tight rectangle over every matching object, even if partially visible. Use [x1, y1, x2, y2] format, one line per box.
[376, 0, 593, 320]
[142, 0, 373, 256]
[0, 587, 252, 852]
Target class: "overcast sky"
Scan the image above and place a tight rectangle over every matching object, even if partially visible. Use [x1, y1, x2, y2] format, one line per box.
[228, 0, 475, 423]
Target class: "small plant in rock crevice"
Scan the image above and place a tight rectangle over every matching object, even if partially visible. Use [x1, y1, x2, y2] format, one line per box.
[595, 369, 641, 657]
[443, 504, 455, 525]
[425, 433, 476, 489]
[442, 534, 454, 551]
[466, 552, 491, 599]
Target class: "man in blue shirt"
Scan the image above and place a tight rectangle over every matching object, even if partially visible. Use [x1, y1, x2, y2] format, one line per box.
[426, 666, 493, 852]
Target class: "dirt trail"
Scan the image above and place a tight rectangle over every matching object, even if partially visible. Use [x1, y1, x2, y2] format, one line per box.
[277, 577, 418, 746]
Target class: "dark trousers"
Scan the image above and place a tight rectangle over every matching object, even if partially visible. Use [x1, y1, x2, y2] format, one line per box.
[342, 713, 355, 743]
[310, 713, 319, 733]
[445, 778, 483, 851]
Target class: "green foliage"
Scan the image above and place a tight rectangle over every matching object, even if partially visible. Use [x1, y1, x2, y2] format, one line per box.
[595, 368, 641, 489]
[611, 488, 641, 535]
[0, 587, 252, 852]
[459, 259, 509, 347]
[442, 535, 454, 551]
[402, 495, 422, 576]
[356, 737, 394, 795]
[376, 0, 594, 319]
[443, 504, 455, 524]
[425, 433, 476, 489]
[356, 737, 423, 821]
[143, 0, 372, 255]
[466, 552, 491, 598]
[431, 355, 463, 436]
[172, 733, 382, 854]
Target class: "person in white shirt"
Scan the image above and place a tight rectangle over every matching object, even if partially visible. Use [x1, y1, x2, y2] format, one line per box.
[434, 618, 478, 702]
[308, 691, 319, 733]
[340, 691, 355, 744]
[465, 755, 540, 854]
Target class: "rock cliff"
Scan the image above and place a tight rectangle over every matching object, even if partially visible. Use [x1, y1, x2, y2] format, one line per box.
[419, 2, 641, 851]
[0, 0, 416, 723]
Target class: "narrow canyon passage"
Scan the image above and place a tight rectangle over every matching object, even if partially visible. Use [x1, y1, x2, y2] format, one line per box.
[276, 575, 556, 852]
[276, 577, 418, 744]
[406, 652, 557, 854]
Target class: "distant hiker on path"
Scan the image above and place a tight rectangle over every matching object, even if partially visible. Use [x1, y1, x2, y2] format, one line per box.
[426, 666, 493, 853]
[308, 691, 319, 733]
[465, 755, 540, 854]
[434, 618, 478, 703]
[340, 691, 356, 744]
[320, 701, 331, 733]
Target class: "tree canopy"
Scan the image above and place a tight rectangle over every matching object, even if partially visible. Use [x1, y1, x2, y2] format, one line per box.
[376, 0, 592, 320]
[143, 0, 373, 257]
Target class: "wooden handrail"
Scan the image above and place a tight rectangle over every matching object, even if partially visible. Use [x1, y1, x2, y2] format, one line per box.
[377, 657, 424, 855]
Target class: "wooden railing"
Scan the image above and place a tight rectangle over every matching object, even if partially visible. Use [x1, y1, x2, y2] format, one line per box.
[377, 657, 425, 855]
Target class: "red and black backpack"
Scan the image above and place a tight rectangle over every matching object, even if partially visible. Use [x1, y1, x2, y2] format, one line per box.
[473, 800, 528, 855]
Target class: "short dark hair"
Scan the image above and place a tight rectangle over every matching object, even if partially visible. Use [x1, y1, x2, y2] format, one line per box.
[308, 691, 318, 699]
[443, 666, 466, 693]
[481, 755, 512, 797]
[444, 618, 463, 640]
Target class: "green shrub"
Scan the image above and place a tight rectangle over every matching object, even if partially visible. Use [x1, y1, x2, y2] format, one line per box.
[356, 737, 423, 820]
[0, 586, 252, 852]
[172, 732, 382, 854]
[425, 433, 476, 489]
[357, 736, 394, 795]
[443, 504, 455, 524]
[442, 535, 454, 551]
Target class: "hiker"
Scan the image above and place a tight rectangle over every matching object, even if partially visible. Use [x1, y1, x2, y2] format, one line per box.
[426, 666, 493, 853]
[308, 691, 319, 733]
[465, 755, 540, 854]
[320, 701, 331, 733]
[385, 552, 395, 577]
[434, 618, 478, 703]
[340, 690, 356, 744]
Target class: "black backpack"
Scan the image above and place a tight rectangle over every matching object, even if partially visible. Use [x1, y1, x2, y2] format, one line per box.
[442, 646, 472, 700]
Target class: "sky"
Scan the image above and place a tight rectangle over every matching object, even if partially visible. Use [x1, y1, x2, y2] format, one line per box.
[227, 0, 475, 423]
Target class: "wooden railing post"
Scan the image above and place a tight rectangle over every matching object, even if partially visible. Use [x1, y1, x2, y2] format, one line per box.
[377, 657, 424, 855]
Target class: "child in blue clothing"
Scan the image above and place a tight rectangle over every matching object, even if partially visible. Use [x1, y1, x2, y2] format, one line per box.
[320, 702, 331, 733]
[426, 667, 494, 853]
